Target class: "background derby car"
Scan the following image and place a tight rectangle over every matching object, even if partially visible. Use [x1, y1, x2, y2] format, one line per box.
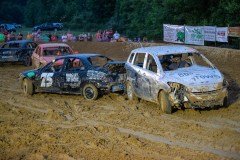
[33, 22, 63, 31]
[125, 46, 228, 114]
[0, 40, 37, 66]
[20, 54, 126, 100]
[31, 43, 73, 68]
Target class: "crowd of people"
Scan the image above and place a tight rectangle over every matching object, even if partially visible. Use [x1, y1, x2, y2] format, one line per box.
[95, 29, 114, 42]
[0, 27, 148, 43]
[0, 29, 93, 43]
[25, 30, 93, 43]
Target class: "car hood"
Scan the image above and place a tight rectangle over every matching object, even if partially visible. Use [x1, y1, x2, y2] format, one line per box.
[164, 65, 224, 92]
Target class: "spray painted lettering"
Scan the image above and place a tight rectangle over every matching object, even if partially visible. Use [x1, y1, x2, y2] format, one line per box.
[66, 73, 80, 82]
[191, 75, 221, 81]
[87, 70, 106, 80]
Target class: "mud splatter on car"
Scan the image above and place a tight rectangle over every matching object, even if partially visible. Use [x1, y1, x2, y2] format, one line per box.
[125, 45, 228, 113]
[20, 53, 126, 100]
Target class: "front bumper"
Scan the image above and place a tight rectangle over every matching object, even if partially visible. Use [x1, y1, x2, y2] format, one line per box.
[185, 88, 228, 108]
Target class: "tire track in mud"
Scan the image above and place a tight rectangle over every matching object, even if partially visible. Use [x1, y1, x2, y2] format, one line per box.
[36, 118, 240, 159]
[160, 114, 240, 133]
[117, 127, 240, 159]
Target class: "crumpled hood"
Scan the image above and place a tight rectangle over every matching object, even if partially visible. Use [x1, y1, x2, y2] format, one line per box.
[164, 65, 224, 92]
[104, 61, 126, 74]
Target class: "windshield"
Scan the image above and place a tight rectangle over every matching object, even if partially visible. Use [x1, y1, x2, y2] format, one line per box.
[88, 56, 111, 67]
[159, 52, 213, 71]
[43, 47, 71, 56]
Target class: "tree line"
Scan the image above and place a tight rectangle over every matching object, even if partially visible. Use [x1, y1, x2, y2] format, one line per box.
[0, 0, 239, 39]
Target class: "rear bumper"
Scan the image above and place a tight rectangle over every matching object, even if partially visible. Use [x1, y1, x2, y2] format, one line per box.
[185, 88, 228, 108]
[98, 82, 125, 93]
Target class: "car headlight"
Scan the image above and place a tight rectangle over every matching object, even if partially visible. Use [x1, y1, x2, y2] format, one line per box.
[168, 82, 180, 89]
[167, 82, 181, 92]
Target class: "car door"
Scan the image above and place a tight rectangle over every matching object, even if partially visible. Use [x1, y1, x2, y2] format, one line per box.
[141, 54, 161, 102]
[130, 52, 149, 99]
[59, 57, 86, 92]
[36, 58, 65, 93]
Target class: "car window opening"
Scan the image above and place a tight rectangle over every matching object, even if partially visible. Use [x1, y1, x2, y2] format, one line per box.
[88, 56, 110, 67]
[160, 53, 212, 71]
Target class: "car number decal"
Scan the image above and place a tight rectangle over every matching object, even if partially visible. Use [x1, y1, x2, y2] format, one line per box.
[41, 73, 54, 87]
[66, 73, 80, 82]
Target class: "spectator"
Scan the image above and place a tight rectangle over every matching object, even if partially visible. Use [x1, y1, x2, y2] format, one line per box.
[113, 31, 120, 41]
[0, 33, 5, 42]
[61, 33, 67, 42]
[87, 33, 92, 41]
[96, 31, 102, 41]
[26, 32, 33, 40]
[143, 36, 148, 42]
[6, 33, 11, 41]
[17, 33, 23, 40]
[67, 31, 73, 41]
[51, 34, 57, 41]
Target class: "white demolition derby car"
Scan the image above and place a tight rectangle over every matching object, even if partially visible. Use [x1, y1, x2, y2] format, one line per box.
[125, 45, 228, 114]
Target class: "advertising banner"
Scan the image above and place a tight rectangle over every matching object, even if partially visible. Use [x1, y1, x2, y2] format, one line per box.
[204, 26, 216, 41]
[229, 27, 240, 37]
[216, 27, 228, 42]
[163, 24, 185, 43]
[185, 26, 204, 45]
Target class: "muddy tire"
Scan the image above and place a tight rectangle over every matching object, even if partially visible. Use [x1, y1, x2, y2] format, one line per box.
[222, 97, 228, 107]
[126, 81, 137, 101]
[159, 91, 172, 114]
[23, 55, 31, 66]
[23, 78, 34, 95]
[83, 84, 98, 100]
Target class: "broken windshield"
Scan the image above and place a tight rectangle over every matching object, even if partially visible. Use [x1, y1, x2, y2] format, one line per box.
[43, 47, 71, 56]
[159, 53, 213, 71]
[88, 56, 111, 67]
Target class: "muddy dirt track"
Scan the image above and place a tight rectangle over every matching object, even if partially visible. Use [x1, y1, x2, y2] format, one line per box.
[0, 42, 240, 160]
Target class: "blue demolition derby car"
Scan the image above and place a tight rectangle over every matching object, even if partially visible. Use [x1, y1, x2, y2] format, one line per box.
[19, 54, 126, 100]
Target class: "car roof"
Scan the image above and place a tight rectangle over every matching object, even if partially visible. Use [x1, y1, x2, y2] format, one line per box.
[131, 45, 198, 56]
[39, 43, 70, 48]
[55, 53, 102, 60]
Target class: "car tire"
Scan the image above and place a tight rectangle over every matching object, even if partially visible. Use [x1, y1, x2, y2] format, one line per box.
[83, 84, 98, 100]
[222, 97, 228, 107]
[23, 78, 34, 95]
[159, 91, 172, 114]
[126, 81, 137, 101]
[23, 55, 31, 66]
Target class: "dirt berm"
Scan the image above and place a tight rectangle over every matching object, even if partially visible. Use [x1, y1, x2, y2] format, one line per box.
[0, 42, 239, 160]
